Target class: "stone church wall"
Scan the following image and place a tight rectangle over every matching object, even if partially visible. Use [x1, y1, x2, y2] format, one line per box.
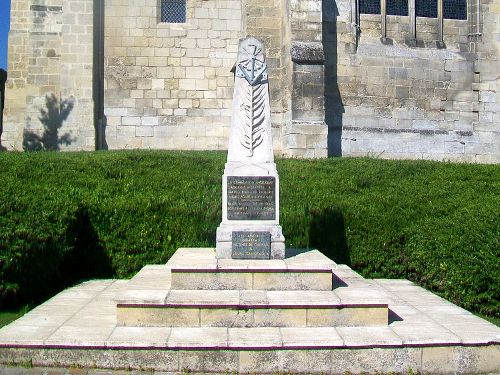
[3, 0, 94, 151]
[3, 0, 499, 162]
[335, 0, 499, 162]
[103, 0, 243, 150]
[285, 0, 329, 158]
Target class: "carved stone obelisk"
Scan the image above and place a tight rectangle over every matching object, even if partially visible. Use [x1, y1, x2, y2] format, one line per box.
[216, 37, 285, 259]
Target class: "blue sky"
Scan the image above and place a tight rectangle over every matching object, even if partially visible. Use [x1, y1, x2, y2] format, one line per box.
[0, 0, 11, 70]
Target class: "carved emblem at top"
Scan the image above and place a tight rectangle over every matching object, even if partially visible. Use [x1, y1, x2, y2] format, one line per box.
[236, 43, 268, 86]
[236, 42, 269, 157]
[227, 38, 273, 163]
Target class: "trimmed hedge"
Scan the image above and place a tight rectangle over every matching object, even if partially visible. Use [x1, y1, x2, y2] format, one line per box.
[0, 151, 498, 318]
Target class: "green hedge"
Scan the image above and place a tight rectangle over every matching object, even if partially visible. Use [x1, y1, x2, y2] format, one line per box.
[0, 151, 498, 318]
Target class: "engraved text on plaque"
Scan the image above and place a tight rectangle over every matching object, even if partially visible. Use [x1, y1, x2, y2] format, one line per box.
[232, 231, 271, 259]
[227, 176, 275, 220]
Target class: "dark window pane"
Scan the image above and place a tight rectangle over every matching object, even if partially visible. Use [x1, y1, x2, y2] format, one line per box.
[360, 0, 381, 14]
[161, 0, 186, 23]
[387, 0, 408, 15]
[416, 0, 437, 17]
[444, 0, 467, 19]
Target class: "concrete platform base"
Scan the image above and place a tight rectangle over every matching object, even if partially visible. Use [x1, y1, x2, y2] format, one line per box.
[0, 248, 499, 374]
[116, 248, 388, 328]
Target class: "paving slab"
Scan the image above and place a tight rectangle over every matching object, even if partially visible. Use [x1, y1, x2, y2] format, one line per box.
[280, 327, 343, 347]
[266, 290, 341, 306]
[168, 327, 227, 348]
[10, 313, 72, 328]
[228, 327, 282, 348]
[107, 326, 171, 348]
[115, 287, 388, 328]
[171, 247, 335, 273]
[441, 320, 500, 345]
[166, 289, 240, 306]
[335, 285, 393, 305]
[0, 325, 57, 346]
[332, 267, 364, 281]
[45, 325, 115, 347]
[336, 326, 403, 347]
[391, 322, 462, 345]
[122, 267, 171, 290]
[168, 248, 334, 291]
[283, 249, 336, 270]
[168, 248, 217, 269]
[114, 288, 168, 304]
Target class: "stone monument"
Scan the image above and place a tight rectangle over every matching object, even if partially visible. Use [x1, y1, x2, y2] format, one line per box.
[1, 37, 498, 375]
[216, 37, 285, 259]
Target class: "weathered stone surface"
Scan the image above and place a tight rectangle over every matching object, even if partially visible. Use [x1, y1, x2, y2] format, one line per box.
[4, 0, 499, 161]
[291, 41, 325, 63]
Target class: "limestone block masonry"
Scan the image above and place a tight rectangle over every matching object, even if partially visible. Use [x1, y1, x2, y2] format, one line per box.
[103, 0, 243, 150]
[4, 0, 95, 151]
[4, 0, 500, 162]
[307, 0, 500, 162]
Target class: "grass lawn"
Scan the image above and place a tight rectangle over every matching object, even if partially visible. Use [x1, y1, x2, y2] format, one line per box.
[477, 314, 500, 327]
[0, 151, 498, 322]
[0, 307, 29, 328]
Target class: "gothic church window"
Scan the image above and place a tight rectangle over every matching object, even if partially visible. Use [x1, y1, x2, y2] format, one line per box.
[444, 0, 467, 20]
[359, 0, 408, 15]
[359, 0, 380, 14]
[160, 0, 186, 23]
[388, 0, 408, 16]
[360, 0, 467, 20]
[416, 0, 437, 18]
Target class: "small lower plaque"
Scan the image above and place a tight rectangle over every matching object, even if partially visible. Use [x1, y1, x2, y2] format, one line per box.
[232, 231, 271, 259]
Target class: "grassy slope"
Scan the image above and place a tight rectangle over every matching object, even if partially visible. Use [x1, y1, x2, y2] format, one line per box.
[0, 151, 498, 319]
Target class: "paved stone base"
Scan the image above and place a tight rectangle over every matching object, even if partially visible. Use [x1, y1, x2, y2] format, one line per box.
[115, 249, 387, 328]
[169, 248, 334, 290]
[0, 248, 499, 374]
[1, 345, 500, 374]
[215, 224, 286, 260]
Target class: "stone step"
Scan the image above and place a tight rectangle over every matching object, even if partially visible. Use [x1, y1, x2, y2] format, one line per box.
[2, 272, 500, 373]
[168, 247, 335, 290]
[1, 324, 499, 374]
[116, 289, 389, 328]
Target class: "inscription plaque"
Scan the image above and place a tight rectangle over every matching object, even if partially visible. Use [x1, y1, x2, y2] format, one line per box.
[232, 231, 271, 259]
[227, 176, 275, 220]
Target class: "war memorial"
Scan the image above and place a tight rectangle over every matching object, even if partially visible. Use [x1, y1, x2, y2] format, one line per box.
[0, 37, 498, 374]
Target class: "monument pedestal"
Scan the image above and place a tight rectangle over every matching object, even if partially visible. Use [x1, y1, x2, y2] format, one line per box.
[216, 223, 285, 259]
[216, 162, 285, 259]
